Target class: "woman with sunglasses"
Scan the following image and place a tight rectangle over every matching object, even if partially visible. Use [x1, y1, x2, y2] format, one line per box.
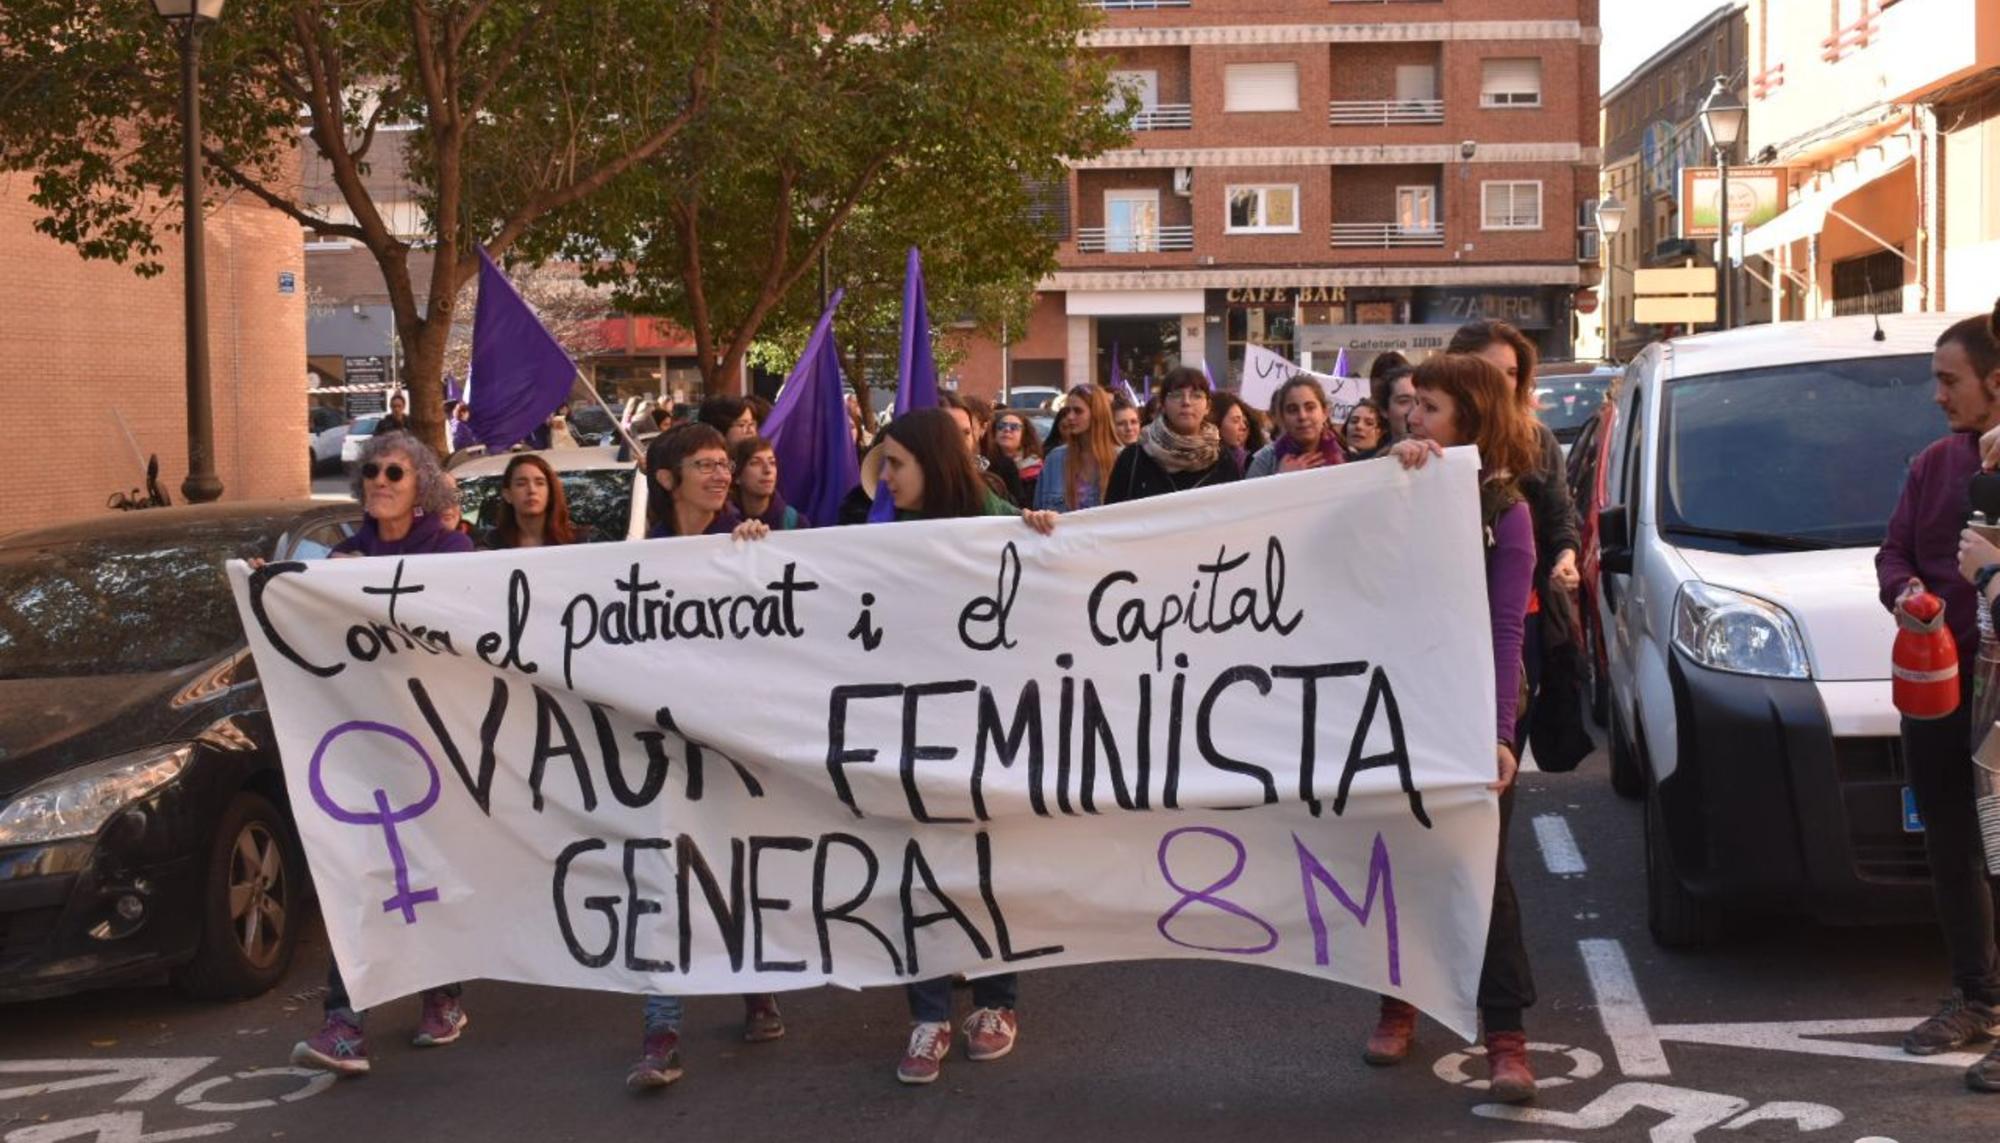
[1369, 353, 1542, 1102]
[987, 411, 1044, 505]
[1032, 386, 1119, 513]
[1106, 367, 1242, 502]
[490, 453, 582, 548]
[293, 432, 472, 1079]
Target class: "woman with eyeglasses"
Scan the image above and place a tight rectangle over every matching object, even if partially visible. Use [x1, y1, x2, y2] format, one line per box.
[293, 432, 472, 1079]
[729, 435, 812, 530]
[1032, 386, 1119, 512]
[1106, 367, 1242, 502]
[987, 411, 1044, 506]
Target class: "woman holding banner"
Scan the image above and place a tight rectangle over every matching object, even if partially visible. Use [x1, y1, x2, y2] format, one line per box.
[1372, 353, 1543, 1103]
[1244, 376, 1345, 479]
[292, 433, 473, 1078]
[1105, 368, 1242, 502]
[1033, 386, 1119, 513]
[853, 407, 1057, 1083]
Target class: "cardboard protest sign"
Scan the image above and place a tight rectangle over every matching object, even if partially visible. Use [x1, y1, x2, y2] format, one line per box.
[229, 452, 1500, 1035]
[1242, 343, 1368, 422]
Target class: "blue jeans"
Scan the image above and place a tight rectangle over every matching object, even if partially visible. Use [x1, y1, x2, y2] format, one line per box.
[906, 974, 1017, 1024]
[641, 993, 779, 1033]
[324, 960, 459, 1024]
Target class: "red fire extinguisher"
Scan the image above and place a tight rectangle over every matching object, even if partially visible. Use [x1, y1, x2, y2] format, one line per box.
[1894, 588, 1960, 720]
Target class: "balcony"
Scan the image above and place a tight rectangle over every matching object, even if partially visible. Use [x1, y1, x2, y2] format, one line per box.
[1130, 104, 1192, 131]
[1077, 225, 1195, 253]
[1331, 222, 1443, 249]
[1094, 0, 1190, 8]
[1327, 99, 1444, 126]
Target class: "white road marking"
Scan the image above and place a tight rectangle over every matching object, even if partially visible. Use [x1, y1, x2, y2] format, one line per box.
[1533, 814, 1587, 875]
[1473, 1082, 1843, 1141]
[1578, 938, 1672, 1077]
[1652, 1017, 1983, 1069]
[2, 1111, 232, 1142]
[173, 1068, 334, 1113]
[1432, 1042, 1603, 1091]
[0, 1060, 217, 1105]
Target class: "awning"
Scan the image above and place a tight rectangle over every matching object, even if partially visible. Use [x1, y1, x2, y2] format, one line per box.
[1740, 152, 1911, 259]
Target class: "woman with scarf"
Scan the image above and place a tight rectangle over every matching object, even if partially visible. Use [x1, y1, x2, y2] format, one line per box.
[1033, 385, 1121, 512]
[988, 409, 1045, 506]
[1244, 376, 1345, 478]
[729, 435, 812, 530]
[1367, 353, 1541, 1103]
[1107, 368, 1242, 500]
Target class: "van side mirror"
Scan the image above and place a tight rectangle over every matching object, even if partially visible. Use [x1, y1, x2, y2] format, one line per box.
[1599, 505, 1633, 575]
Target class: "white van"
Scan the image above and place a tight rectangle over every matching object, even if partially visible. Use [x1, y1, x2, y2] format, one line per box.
[1594, 313, 1976, 947]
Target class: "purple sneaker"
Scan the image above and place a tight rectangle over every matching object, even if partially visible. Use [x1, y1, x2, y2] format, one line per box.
[743, 994, 785, 1043]
[411, 992, 468, 1047]
[292, 1013, 370, 1075]
[626, 1029, 685, 1089]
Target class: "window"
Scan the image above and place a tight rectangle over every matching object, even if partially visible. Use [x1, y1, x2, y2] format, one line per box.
[1396, 186, 1438, 230]
[1394, 65, 1437, 103]
[1224, 63, 1299, 113]
[1108, 69, 1158, 114]
[1104, 190, 1160, 252]
[1480, 58, 1542, 107]
[1481, 181, 1543, 229]
[1226, 185, 1299, 233]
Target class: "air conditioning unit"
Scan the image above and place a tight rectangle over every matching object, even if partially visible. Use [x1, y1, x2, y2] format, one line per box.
[1172, 167, 1194, 197]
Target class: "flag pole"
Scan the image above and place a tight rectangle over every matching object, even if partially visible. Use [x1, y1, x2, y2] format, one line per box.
[571, 368, 644, 461]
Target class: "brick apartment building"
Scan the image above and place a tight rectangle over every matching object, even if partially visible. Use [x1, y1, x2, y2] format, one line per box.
[0, 176, 309, 534]
[953, 0, 1603, 397]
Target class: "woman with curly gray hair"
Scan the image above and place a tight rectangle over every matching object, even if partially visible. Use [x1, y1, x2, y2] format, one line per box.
[331, 432, 473, 557]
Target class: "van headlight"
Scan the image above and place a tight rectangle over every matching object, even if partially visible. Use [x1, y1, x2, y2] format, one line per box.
[0, 744, 194, 846]
[1672, 582, 1810, 679]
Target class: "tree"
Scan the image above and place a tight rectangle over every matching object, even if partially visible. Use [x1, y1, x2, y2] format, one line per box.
[0, 0, 722, 455]
[437, 260, 611, 384]
[553, 0, 1126, 396]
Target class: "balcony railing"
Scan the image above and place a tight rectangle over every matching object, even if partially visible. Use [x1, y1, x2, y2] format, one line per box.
[1328, 98, 1445, 126]
[1130, 104, 1192, 131]
[1094, 0, 1190, 9]
[1330, 222, 1444, 248]
[1077, 225, 1195, 253]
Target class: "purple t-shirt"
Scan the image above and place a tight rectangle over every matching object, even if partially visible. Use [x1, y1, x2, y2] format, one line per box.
[1876, 432, 1979, 651]
[1487, 500, 1536, 746]
[333, 514, 475, 557]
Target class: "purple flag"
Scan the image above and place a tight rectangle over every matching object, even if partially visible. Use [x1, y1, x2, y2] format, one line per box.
[1332, 347, 1351, 378]
[1109, 341, 1123, 395]
[1200, 357, 1216, 391]
[763, 289, 858, 530]
[1116, 378, 1140, 406]
[469, 247, 577, 451]
[870, 248, 940, 522]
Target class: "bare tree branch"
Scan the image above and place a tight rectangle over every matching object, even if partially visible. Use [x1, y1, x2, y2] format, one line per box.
[202, 145, 369, 239]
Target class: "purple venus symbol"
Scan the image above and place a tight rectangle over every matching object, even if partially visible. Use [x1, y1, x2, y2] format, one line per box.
[308, 720, 443, 924]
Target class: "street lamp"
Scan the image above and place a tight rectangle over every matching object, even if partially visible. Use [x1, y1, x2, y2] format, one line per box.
[1698, 75, 1747, 332]
[1597, 196, 1627, 358]
[151, 0, 228, 504]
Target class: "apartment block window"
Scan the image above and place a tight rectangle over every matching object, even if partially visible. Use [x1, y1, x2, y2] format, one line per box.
[1396, 186, 1438, 231]
[1104, 190, 1160, 253]
[1481, 181, 1543, 230]
[1223, 62, 1300, 113]
[1481, 58, 1542, 107]
[1108, 69, 1158, 115]
[1395, 65, 1438, 104]
[1226, 185, 1299, 233]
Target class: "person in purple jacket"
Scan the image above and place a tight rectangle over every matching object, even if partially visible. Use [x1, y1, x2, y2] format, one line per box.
[293, 433, 472, 1078]
[1876, 314, 2000, 1092]
[1374, 353, 1541, 1102]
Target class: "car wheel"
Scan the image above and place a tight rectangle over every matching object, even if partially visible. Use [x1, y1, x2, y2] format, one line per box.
[1645, 783, 1721, 949]
[175, 792, 302, 1000]
[1609, 706, 1644, 801]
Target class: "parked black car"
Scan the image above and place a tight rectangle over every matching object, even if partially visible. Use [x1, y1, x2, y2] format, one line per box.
[0, 501, 357, 1001]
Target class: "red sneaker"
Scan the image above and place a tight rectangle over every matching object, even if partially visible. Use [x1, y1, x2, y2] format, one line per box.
[963, 1007, 1018, 1062]
[1363, 998, 1418, 1065]
[1485, 1031, 1537, 1103]
[742, 994, 785, 1043]
[896, 1021, 951, 1085]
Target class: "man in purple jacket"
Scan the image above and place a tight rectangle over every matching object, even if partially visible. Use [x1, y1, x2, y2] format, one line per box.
[1875, 315, 2000, 1092]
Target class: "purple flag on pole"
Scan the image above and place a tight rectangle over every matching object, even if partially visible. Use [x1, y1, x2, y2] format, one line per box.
[1109, 341, 1123, 394]
[763, 289, 858, 531]
[1332, 347, 1351, 378]
[870, 248, 940, 522]
[1116, 378, 1140, 406]
[468, 247, 577, 451]
[1200, 357, 1216, 391]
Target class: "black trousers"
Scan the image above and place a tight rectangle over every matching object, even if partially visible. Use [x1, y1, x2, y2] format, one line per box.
[1901, 666, 2000, 1003]
[1478, 784, 1536, 1032]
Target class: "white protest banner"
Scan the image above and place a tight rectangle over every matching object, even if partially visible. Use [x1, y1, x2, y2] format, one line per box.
[228, 451, 1500, 1035]
[1242, 343, 1368, 422]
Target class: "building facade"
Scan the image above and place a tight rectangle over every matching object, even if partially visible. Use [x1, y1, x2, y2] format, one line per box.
[1737, 0, 2000, 322]
[955, 0, 1602, 398]
[0, 176, 308, 534]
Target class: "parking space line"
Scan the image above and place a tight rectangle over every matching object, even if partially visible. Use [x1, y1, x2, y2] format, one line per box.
[1579, 937, 1672, 1078]
[1532, 814, 1586, 875]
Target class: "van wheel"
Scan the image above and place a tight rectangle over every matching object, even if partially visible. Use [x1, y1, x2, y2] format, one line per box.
[1645, 788, 1721, 949]
[1609, 708, 1645, 800]
[175, 792, 302, 1000]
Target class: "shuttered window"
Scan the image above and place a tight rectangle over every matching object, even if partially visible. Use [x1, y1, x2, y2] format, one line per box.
[1480, 58, 1542, 107]
[1224, 63, 1299, 113]
[1481, 182, 1543, 230]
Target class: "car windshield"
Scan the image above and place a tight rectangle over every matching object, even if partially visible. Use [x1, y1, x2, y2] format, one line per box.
[1536, 377, 1612, 440]
[458, 467, 634, 543]
[1659, 354, 1937, 550]
[351, 417, 381, 436]
[0, 531, 269, 678]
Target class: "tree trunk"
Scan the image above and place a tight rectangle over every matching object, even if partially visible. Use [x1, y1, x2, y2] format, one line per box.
[398, 312, 452, 457]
